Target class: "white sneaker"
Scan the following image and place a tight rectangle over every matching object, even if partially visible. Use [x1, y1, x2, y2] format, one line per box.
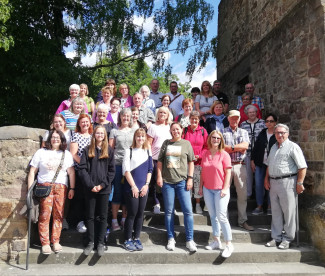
[195, 204, 203, 214]
[221, 243, 234, 258]
[205, 240, 222, 250]
[76, 221, 87, 233]
[186, 240, 197, 252]
[153, 204, 161, 214]
[166, 238, 176, 251]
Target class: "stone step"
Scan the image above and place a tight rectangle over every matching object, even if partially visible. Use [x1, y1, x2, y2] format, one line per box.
[141, 210, 272, 226]
[58, 225, 309, 246]
[19, 243, 318, 265]
[3, 262, 325, 276]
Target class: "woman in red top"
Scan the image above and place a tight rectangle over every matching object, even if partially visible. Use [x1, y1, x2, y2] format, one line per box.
[199, 130, 234, 258]
[182, 110, 208, 214]
[239, 92, 262, 124]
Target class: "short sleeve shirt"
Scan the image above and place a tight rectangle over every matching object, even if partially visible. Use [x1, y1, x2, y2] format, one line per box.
[109, 128, 135, 165]
[147, 124, 172, 160]
[240, 119, 266, 155]
[222, 127, 250, 162]
[30, 149, 74, 186]
[266, 139, 307, 177]
[195, 94, 218, 113]
[71, 132, 91, 158]
[158, 139, 195, 184]
[201, 149, 232, 190]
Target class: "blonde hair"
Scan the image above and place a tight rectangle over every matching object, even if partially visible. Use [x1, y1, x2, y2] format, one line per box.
[88, 126, 109, 159]
[210, 101, 225, 114]
[80, 83, 89, 95]
[131, 128, 149, 149]
[207, 130, 225, 151]
[155, 106, 172, 125]
[200, 80, 214, 97]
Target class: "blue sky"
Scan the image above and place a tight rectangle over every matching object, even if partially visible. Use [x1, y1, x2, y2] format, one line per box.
[65, 0, 220, 89]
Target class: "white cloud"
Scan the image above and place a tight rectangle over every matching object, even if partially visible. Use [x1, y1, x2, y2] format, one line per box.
[144, 52, 171, 68]
[175, 61, 217, 90]
[133, 15, 155, 34]
[65, 51, 98, 67]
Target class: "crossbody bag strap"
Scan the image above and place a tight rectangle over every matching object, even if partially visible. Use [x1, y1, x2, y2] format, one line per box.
[51, 151, 65, 184]
[169, 93, 181, 104]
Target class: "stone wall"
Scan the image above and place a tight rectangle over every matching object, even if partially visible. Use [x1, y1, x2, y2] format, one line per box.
[217, 0, 325, 260]
[0, 126, 45, 262]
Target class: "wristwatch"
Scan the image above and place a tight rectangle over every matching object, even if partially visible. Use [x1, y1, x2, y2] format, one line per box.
[297, 182, 304, 186]
[187, 176, 193, 179]
[231, 145, 235, 151]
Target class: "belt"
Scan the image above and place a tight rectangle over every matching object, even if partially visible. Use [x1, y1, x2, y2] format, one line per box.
[231, 161, 245, 165]
[269, 173, 297, 180]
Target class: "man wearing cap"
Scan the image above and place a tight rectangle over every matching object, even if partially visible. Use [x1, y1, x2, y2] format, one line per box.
[264, 124, 307, 249]
[237, 83, 264, 112]
[222, 110, 254, 231]
[212, 80, 229, 112]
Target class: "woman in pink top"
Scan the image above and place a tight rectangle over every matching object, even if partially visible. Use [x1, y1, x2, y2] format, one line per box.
[56, 84, 88, 114]
[182, 110, 208, 214]
[199, 130, 234, 258]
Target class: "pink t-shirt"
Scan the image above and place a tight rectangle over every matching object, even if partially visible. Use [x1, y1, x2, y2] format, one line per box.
[201, 149, 232, 190]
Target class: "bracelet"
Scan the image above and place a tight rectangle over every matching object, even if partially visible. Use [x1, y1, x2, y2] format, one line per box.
[70, 188, 75, 190]
[297, 182, 304, 186]
[187, 176, 193, 179]
[145, 182, 149, 185]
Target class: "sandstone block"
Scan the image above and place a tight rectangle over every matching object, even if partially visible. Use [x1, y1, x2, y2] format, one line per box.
[0, 126, 46, 141]
[0, 202, 12, 220]
[312, 119, 325, 129]
[12, 239, 26, 252]
[317, 131, 325, 142]
[0, 221, 27, 239]
[300, 119, 311, 130]
[308, 63, 321, 77]
[308, 47, 320, 66]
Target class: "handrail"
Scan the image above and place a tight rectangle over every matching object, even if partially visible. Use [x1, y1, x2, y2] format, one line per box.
[26, 179, 37, 270]
[27, 180, 37, 210]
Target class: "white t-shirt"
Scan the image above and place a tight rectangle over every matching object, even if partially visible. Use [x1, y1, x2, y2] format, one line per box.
[147, 124, 172, 160]
[43, 129, 72, 150]
[30, 148, 74, 186]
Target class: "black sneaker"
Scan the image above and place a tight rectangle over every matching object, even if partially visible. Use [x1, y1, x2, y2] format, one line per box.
[83, 242, 94, 256]
[97, 243, 105, 256]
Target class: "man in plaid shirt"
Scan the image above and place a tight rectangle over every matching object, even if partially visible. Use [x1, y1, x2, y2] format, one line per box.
[222, 110, 254, 231]
[237, 83, 264, 111]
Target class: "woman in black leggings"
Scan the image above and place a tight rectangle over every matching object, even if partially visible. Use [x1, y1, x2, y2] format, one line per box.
[122, 128, 153, 251]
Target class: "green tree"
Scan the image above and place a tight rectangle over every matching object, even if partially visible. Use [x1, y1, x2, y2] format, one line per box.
[0, 0, 214, 127]
[0, 0, 13, 50]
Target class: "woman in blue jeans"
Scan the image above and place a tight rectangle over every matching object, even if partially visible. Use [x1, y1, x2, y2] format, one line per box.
[251, 113, 277, 215]
[157, 122, 197, 252]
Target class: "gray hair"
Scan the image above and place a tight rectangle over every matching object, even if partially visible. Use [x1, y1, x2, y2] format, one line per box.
[69, 84, 80, 92]
[244, 104, 258, 115]
[189, 110, 200, 118]
[97, 103, 109, 113]
[275, 123, 290, 133]
[118, 107, 132, 127]
[69, 97, 85, 113]
[139, 85, 150, 94]
[155, 106, 172, 125]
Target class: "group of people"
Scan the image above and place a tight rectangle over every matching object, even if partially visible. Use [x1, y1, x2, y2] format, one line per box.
[27, 78, 307, 259]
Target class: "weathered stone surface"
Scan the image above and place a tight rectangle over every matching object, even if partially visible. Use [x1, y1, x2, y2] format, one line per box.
[308, 63, 321, 77]
[0, 126, 45, 140]
[11, 239, 26, 252]
[0, 202, 12, 220]
[308, 47, 320, 66]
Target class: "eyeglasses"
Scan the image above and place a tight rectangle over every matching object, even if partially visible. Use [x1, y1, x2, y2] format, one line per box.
[275, 132, 288, 136]
[265, 120, 275, 123]
[211, 136, 221, 140]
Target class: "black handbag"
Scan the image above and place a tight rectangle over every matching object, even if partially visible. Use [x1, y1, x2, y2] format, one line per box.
[33, 151, 65, 198]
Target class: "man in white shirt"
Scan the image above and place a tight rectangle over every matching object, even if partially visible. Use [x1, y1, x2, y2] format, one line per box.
[166, 81, 184, 116]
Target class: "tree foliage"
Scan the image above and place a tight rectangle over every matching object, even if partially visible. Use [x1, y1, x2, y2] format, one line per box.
[0, 0, 14, 50]
[0, 0, 214, 128]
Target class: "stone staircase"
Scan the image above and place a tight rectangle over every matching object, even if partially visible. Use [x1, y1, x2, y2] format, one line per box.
[6, 197, 325, 275]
